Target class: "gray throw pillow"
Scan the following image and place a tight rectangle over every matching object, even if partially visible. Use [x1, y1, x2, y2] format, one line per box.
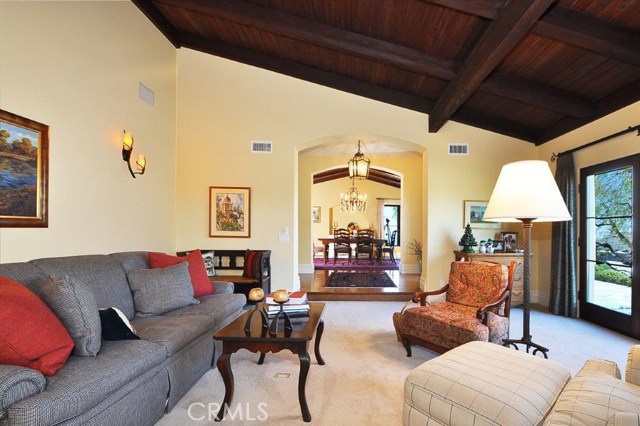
[41, 275, 102, 357]
[128, 262, 199, 316]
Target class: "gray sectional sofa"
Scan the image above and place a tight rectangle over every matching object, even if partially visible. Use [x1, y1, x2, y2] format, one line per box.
[0, 251, 246, 426]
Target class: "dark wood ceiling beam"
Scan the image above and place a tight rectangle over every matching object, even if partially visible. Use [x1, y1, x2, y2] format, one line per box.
[535, 7, 640, 68]
[160, 0, 455, 79]
[428, 0, 554, 133]
[131, 0, 181, 47]
[423, 0, 640, 67]
[158, 0, 590, 119]
[179, 33, 434, 114]
[314, 167, 401, 188]
[538, 79, 640, 144]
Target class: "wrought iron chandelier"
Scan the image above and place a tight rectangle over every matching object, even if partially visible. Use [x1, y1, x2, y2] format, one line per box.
[340, 178, 367, 213]
[348, 140, 370, 179]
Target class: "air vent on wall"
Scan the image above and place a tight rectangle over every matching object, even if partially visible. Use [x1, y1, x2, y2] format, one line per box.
[448, 143, 468, 155]
[251, 140, 273, 153]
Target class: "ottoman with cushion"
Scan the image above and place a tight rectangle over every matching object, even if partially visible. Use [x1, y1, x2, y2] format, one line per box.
[404, 341, 571, 426]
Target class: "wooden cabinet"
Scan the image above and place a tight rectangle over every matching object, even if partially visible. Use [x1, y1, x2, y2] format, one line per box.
[453, 251, 524, 307]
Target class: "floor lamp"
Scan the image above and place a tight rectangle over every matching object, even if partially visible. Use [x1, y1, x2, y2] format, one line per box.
[483, 160, 571, 358]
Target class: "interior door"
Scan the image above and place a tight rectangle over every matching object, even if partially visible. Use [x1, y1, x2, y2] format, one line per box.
[579, 154, 640, 339]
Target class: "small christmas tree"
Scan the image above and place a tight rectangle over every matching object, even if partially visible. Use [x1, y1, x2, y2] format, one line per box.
[459, 223, 478, 253]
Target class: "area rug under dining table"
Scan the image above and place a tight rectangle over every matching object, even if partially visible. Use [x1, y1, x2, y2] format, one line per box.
[325, 271, 397, 288]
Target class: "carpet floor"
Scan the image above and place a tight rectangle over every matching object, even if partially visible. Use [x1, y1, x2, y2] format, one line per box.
[325, 271, 396, 288]
[156, 302, 639, 426]
[313, 258, 400, 271]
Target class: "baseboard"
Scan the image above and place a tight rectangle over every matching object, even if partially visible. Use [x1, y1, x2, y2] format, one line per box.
[401, 264, 420, 274]
[299, 264, 314, 274]
[532, 290, 550, 307]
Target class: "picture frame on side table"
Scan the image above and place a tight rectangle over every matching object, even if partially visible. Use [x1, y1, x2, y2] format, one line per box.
[312, 206, 321, 223]
[501, 232, 518, 251]
[209, 186, 251, 238]
[463, 200, 500, 229]
[0, 109, 49, 228]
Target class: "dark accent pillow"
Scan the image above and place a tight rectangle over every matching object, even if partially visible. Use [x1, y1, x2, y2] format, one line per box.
[99, 307, 140, 341]
[41, 275, 102, 357]
[0, 275, 74, 376]
[243, 250, 262, 279]
[148, 250, 214, 297]
[128, 262, 199, 316]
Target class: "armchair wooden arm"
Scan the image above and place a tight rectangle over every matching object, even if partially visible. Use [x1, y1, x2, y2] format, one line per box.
[476, 289, 511, 324]
[412, 284, 449, 306]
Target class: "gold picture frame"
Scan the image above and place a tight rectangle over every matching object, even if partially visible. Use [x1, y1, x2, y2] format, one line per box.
[0, 109, 49, 228]
[312, 206, 321, 223]
[209, 186, 251, 238]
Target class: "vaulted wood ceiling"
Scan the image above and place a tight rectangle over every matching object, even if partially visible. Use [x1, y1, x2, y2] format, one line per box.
[133, 0, 640, 145]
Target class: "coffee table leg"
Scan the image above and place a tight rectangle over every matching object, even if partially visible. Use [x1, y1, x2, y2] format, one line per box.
[315, 319, 325, 365]
[215, 353, 234, 422]
[298, 351, 311, 422]
[257, 352, 266, 365]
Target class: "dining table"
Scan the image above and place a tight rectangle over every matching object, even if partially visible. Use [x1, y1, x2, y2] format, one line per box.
[317, 236, 386, 263]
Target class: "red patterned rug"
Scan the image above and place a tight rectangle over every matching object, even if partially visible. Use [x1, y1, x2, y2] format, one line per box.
[314, 258, 399, 271]
[325, 272, 397, 288]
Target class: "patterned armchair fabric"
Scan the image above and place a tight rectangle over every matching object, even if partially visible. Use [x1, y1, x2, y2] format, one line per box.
[394, 260, 515, 355]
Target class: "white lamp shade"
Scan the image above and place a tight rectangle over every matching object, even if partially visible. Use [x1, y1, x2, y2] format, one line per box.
[483, 160, 571, 223]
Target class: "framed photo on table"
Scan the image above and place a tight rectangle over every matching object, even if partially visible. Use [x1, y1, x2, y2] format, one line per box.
[209, 186, 251, 238]
[463, 200, 500, 229]
[0, 109, 49, 228]
[501, 232, 518, 250]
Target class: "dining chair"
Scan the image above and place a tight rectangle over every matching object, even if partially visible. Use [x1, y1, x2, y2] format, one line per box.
[380, 230, 397, 264]
[355, 229, 374, 264]
[333, 228, 352, 264]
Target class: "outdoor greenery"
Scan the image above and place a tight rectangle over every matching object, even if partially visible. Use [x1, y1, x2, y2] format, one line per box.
[595, 264, 632, 287]
[593, 167, 632, 285]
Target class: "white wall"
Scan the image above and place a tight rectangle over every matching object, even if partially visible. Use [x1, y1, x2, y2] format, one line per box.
[0, 2, 177, 263]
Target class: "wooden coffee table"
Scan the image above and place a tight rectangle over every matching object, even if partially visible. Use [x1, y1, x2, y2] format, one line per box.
[213, 302, 325, 422]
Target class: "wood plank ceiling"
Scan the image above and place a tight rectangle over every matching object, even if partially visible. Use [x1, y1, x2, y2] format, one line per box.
[133, 0, 640, 145]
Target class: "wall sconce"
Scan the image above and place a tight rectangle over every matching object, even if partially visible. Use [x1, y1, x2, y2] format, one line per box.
[122, 130, 146, 178]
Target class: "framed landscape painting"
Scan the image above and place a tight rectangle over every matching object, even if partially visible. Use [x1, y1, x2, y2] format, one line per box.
[209, 186, 251, 238]
[0, 109, 49, 227]
[312, 206, 321, 223]
[463, 200, 500, 229]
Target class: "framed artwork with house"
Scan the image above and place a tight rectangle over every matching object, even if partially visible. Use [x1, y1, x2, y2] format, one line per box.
[209, 186, 251, 238]
[0, 109, 49, 228]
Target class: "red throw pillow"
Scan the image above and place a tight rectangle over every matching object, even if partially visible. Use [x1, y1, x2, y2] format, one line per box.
[243, 250, 262, 279]
[0, 275, 74, 376]
[148, 250, 214, 297]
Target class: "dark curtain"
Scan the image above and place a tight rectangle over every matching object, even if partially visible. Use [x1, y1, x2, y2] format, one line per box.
[549, 153, 578, 317]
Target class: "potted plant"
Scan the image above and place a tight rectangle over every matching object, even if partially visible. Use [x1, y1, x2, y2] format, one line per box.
[407, 239, 422, 272]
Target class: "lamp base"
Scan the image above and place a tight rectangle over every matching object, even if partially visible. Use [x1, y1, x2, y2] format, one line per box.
[503, 335, 549, 359]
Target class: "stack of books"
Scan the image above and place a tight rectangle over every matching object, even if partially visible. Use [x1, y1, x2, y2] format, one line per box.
[265, 291, 309, 318]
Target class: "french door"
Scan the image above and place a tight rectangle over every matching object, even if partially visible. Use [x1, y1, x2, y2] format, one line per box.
[579, 154, 640, 339]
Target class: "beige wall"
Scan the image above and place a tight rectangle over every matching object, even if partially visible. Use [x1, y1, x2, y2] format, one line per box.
[535, 102, 640, 305]
[0, 2, 177, 263]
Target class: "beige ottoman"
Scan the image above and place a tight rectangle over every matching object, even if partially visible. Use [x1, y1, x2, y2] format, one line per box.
[404, 341, 571, 426]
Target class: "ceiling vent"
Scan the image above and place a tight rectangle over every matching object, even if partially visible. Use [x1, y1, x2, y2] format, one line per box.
[448, 143, 468, 156]
[251, 140, 273, 153]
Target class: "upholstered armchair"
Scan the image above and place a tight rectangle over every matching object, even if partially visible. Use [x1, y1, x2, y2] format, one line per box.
[394, 260, 516, 356]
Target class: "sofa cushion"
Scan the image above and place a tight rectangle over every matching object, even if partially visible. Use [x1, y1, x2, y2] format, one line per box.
[544, 359, 640, 426]
[99, 307, 140, 341]
[41, 275, 102, 357]
[31, 255, 136, 319]
[128, 262, 199, 316]
[6, 339, 166, 426]
[0, 275, 74, 376]
[130, 314, 216, 356]
[148, 250, 214, 297]
[165, 292, 246, 326]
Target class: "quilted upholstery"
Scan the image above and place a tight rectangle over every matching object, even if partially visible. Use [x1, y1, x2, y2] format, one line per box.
[396, 261, 513, 354]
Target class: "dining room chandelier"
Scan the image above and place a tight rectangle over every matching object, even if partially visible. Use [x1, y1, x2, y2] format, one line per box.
[340, 178, 367, 213]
